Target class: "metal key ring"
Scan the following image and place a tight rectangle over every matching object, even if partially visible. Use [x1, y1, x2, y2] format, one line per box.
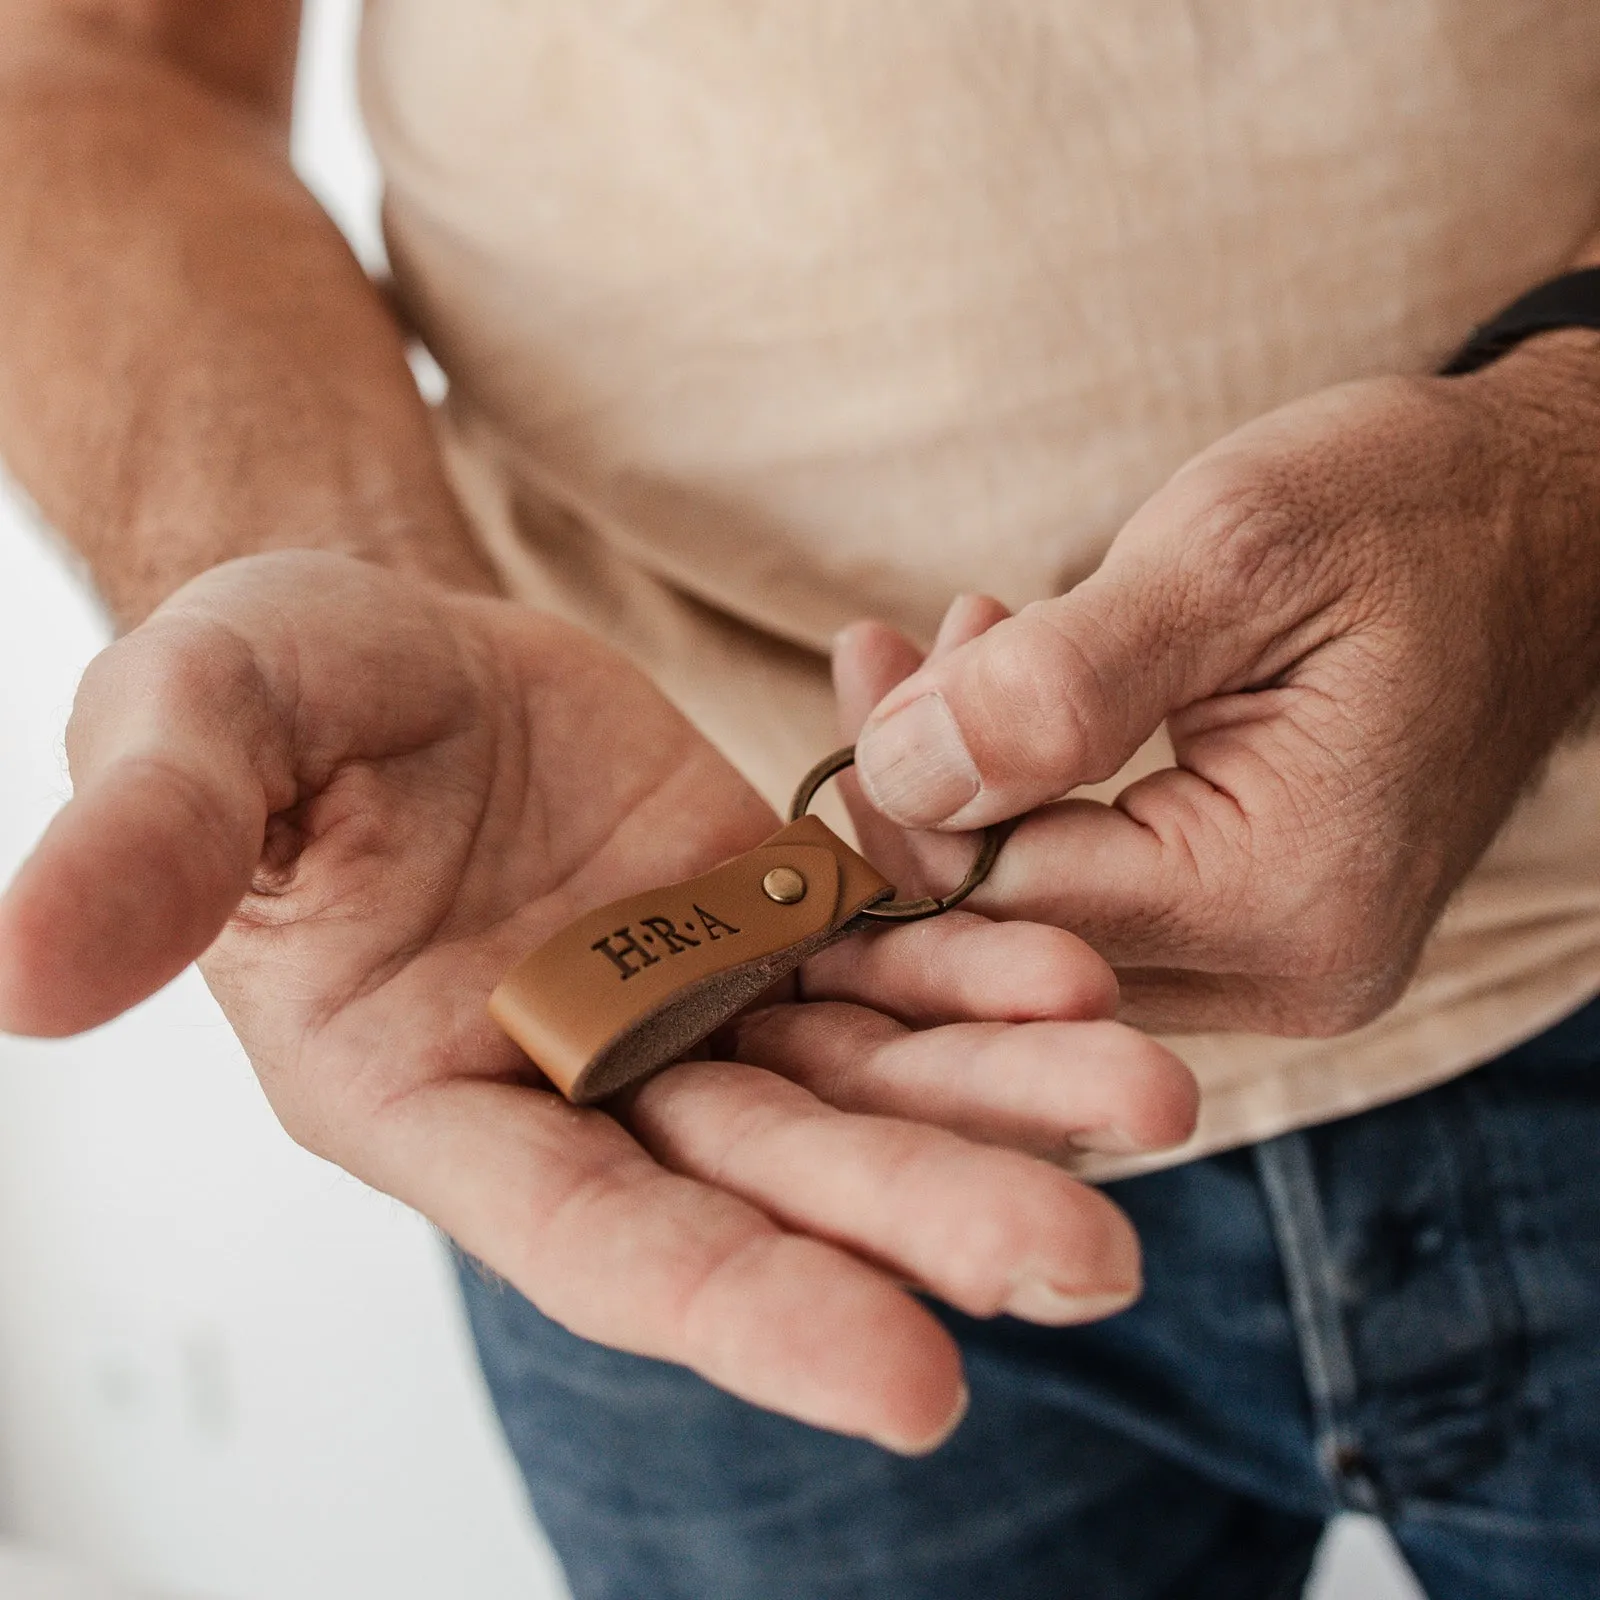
[789, 746, 1008, 923]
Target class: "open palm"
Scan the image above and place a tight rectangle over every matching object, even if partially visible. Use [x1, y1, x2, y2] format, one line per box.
[0, 552, 1196, 1451]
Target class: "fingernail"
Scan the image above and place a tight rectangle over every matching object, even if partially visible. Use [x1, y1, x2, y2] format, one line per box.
[1078, 1124, 1193, 1158]
[855, 694, 980, 827]
[880, 1381, 970, 1457]
[1003, 1281, 1138, 1326]
[1074, 1125, 1148, 1156]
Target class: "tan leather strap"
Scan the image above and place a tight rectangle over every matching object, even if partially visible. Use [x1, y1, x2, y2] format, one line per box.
[490, 815, 894, 1103]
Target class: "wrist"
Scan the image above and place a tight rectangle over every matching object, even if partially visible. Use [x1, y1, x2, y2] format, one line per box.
[95, 469, 501, 630]
[1441, 328, 1600, 720]
[286, 505, 504, 607]
[1472, 323, 1600, 416]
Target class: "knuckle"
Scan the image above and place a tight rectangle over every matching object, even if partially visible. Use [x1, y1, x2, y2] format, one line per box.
[918, 1148, 1140, 1311]
[1006, 928, 1119, 1020]
[1231, 940, 1414, 1036]
[1147, 917, 1416, 1037]
[1205, 842, 1422, 1036]
[1271, 871, 1405, 988]
[1052, 951, 1121, 1021]
[1159, 427, 1387, 627]
[75, 616, 273, 763]
[1278, 898, 1370, 981]
[676, 1229, 790, 1365]
[935, 1158, 1073, 1311]
[976, 613, 1091, 772]
[975, 605, 1113, 782]
[1166, 461, 1316, 620]
[1283, 964, 1414, 1037]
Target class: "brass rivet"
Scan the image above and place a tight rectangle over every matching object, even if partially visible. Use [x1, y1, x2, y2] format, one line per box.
[762, 866, 807, 905]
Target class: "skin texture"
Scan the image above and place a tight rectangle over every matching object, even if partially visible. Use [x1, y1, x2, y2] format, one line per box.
[849, 307, 1600, 1037]
[0, 1, 495, 621]
[0, 4, 1200, 1452]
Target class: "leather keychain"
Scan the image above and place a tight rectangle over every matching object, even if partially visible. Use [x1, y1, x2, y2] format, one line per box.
[490, 747, 1006, 1103]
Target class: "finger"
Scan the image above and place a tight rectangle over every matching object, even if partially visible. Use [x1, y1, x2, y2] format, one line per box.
[849, 460, 1299, 831]
[800, 910, 1118, 1026]
[850, 579, 1173, 830]
[0, 622, 281, 1036]
[967, 684, 1330, 959]
[833, 619, 925, 745]
[365, 1078, 969, 1455]
[832, 598, 1012, 751]
[624, 1058, 1144, 1320]
[965, 747, 1354, 1033]
[876, 595, 1010, 893]
[831, 619, 983, 895]
[929, 593, 1012, 661]
[830, 620, 933, 886]
[727, 1002, 1198, 1158]
[973, 789, 1212, 962]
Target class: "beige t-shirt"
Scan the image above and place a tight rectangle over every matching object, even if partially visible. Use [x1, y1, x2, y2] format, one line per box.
[360, 1, 1600, 1172]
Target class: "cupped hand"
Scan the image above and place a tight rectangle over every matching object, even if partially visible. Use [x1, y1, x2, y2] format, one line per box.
[846, 343, 1600, 1036]
[0, 551, 1195, 1453]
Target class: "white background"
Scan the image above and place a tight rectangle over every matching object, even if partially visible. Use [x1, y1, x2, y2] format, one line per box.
[0, 4, 1424, 1596]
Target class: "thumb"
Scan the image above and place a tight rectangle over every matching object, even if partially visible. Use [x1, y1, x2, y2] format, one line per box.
[834, 599, 1017, 887]
[853, 566, 1203, 830]
[0, 620, 281, 1037]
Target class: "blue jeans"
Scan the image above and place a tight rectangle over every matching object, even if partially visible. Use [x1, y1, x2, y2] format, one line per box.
[458, 996, 1600, 1599]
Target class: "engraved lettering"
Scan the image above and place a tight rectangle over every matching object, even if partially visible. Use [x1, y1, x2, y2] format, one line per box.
[591, 927, 661, 981]
[640, 916, 700, 955]
[694, 905, 742, 941]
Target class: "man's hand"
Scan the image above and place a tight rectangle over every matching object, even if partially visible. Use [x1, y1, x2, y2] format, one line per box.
[0, 552, 1197, 1453]
[846, 337, 1600, 1037]
[0, 4, 1193, 1456]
